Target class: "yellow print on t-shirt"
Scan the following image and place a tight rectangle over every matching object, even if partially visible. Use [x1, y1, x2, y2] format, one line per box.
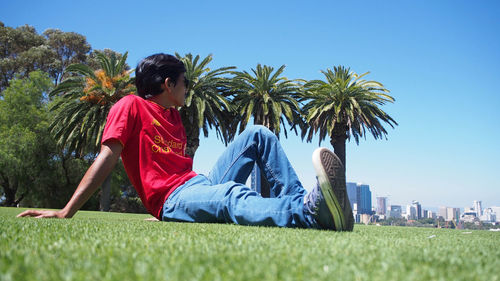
[151, 135, 184, 156]
[152, 119, 161, 127]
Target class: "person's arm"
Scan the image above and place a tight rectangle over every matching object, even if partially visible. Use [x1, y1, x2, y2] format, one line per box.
[17, 140, 123, 219]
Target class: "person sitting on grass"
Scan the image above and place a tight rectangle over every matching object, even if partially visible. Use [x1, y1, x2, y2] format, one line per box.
[18, 53, 354, 231]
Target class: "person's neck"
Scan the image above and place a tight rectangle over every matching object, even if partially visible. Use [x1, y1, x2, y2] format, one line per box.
[148, 94, 174, 109]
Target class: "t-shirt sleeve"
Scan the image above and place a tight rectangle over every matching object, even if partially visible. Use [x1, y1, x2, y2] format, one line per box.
[101, 97, 136, 148]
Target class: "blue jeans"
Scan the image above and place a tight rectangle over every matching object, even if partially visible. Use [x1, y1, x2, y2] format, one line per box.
[162, 125, 318, 228]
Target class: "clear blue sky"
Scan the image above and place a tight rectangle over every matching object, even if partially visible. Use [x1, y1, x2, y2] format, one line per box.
[2, 0, 499, 210]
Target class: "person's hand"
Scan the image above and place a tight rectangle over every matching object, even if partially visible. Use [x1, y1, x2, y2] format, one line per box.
[16, 209, 67, 219]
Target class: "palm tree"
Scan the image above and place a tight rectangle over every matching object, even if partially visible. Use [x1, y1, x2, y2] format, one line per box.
[228, 64, 303, 197]
[49, 51, 135, 210]
[175, 53, 236, 159]
[229, 64, 303, 138]
[301, 66, 397, 169]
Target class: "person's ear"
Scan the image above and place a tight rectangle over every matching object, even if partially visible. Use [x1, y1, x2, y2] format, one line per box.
[164, 77, 173, 93]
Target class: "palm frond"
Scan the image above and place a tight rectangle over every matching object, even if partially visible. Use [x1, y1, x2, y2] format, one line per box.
[302, 65, 397, 145]
[176, 53, 236, 155]
[49, 51, 134, 157]
[228, 64, 303, 137]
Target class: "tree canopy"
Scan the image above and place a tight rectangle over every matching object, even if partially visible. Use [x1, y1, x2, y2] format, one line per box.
[228, 64, 303, 138]
[301, 66, 397, 167]
[0, 71, 61, 207]
[0, 22, 91, 91]
[49, 51, 134, 158]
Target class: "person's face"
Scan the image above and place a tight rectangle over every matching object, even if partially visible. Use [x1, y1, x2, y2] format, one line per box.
[165, 73, 188, 107]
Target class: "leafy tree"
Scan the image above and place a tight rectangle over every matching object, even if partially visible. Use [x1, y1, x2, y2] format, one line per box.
[301, 66, 397, 169]
[0, 71, 52, 206]
[175, 53, 235, 158]
[0, 71, 66, 207]
[43, 29, 91, 84]
[0, 22, 91, 91]
[379, 217, 407, 226]
[0, 71, 100, 209]
[49, 51, 135, 210]
[0, 22, 49, 91]
[228, 64, 303, 137]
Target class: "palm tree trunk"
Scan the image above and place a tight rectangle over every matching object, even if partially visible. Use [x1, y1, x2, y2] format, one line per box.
[184, 123, 200, 159]
[251, 116, 271, 197]
[185, 140, 199, 159]
[181, 110, 200, 159]
[330, 137, 346, 171]
[99, 173, 112, 211]
[1, 176, 17, 207]
[330, 126, 348, 171]
[61, 153, 72, 187]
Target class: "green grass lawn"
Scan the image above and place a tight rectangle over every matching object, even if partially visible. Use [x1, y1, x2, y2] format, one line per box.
[1, 207, 499, 281]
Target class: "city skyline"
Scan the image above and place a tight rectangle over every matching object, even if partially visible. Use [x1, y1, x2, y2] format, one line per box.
[375, 195, 499, 218]
[2, 1, 499, 208]
[371, 191, 498, 212]
[344, 183, 500, 225]
[355, 182, 497, 215]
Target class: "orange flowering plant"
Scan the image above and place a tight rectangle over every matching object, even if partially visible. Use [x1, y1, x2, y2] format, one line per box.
[80, 68, 135, 105]
[49, 51, 135, 157]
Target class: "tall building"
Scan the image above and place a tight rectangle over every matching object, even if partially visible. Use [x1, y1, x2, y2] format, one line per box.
[389, 205, 402, 218]
[406, 205, 417, 220]
[346, 182, 372, 214]
[460, 211, 478, 223]
[473, 200, 482, 217]
[423, 209, 428, 219]
[359, 184, 372, 214]
[346, 182, 357, 211]
[411, 200, 422, 219]
[376, 197, 387, 216]
[491, 206, 500, 222]
[446, 207, 460, 222]
[480, 208, 497, 222]
[438, 206, 448, 220]
[427, 211, 436, 219]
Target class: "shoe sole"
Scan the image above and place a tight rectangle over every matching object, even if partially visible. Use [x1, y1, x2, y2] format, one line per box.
[312, 148, 350, 231]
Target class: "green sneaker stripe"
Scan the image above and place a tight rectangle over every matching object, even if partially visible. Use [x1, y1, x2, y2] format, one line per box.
[320, 182, 345, 231]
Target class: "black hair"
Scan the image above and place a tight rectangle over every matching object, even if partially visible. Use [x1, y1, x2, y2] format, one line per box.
[135, 53, 186, 99]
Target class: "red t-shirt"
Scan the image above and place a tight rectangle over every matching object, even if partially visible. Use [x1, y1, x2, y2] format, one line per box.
[102, 95, 197, 219]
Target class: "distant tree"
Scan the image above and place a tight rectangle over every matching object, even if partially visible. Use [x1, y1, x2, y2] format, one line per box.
[380, 217, 407, 226]
[301, 66, 397, 169]
[175, 53, 235, 158]
[43, 29, 91, 84]
[0, 22, 49, 91]
[417, 218, 437, 225]
[0, 22, 91, 91]
[0, 71, 101, 209]
[0, 72, 56, 206]
[49, 51, 134, 211]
